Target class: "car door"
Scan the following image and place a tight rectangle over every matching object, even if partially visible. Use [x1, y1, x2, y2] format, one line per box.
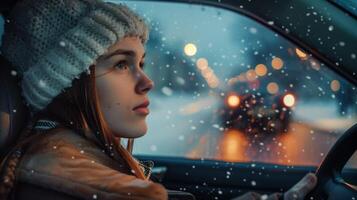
[105, 0, 357, 199]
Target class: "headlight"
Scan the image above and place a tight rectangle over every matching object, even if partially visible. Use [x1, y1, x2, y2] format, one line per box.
[283, 94, 296, 107]
[227, 94, 240, 108]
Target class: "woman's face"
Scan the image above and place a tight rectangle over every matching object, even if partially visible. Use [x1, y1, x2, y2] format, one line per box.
[94, 36, 154, 138]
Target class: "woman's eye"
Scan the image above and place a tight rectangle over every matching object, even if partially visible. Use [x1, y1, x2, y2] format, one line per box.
[114, 61, 129, 70]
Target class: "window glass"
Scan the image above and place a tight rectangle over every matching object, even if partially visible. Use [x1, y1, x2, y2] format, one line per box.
[1, 2, 356, 167]
[333, 0, 357, 17]
[115, 1, 357, 167]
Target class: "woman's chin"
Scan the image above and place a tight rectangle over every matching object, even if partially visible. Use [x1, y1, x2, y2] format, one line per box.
[112, 125, 148, 138]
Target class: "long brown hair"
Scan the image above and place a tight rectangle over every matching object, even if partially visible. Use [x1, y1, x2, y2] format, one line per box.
[0, 65, 146, 198]
[37, 65, 146, 179]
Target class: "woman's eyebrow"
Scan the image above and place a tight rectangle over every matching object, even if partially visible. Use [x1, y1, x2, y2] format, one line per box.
[103, 49, 145, 60]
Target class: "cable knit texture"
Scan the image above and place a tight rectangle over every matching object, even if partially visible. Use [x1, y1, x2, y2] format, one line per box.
[1, 0, 149, 111]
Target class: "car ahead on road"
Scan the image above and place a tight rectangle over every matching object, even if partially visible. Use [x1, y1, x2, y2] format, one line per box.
[1, 0, 357, 200]
[220, 82, 295, 136]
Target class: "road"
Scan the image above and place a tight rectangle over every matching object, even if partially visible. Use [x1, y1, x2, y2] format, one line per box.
[134, 95, 357, 168]
[185, 122, 346, 167]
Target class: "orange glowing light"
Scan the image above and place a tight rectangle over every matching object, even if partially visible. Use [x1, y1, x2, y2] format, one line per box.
[208, 77, 220, 88]
[196, 58, 208, 70]
[255, 64, 267, 76]
[267, 82, 279, 94]
[246, 69, 257, 81]
[201, 68, 213, 79]
[227, 77, 238, 86]
[238, 74, 247, 82]
[330, 80, 340, 92]
[227, 94, 240, 108]
[271, 57, 284, 70]
[216, 129, 248, 162]
[283, 94, 296, 107]
[295, 48, 308, 60]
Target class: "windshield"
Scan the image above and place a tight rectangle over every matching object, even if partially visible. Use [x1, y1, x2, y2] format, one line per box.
[333, 0, 357, 17]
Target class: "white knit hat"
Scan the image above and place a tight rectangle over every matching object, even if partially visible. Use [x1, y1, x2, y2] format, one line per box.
[1, 0, 149, 111]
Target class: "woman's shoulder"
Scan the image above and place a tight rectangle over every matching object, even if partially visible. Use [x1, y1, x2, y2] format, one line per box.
[15, 128, 168, 200]
[19, 127, 116, 170]
[16, 127, 124, 179]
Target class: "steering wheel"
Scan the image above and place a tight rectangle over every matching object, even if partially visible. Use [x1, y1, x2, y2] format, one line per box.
[306, 123, 357, 199]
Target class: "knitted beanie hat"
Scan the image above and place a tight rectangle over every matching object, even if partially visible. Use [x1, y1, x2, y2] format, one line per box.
[0, 0, 149, 112]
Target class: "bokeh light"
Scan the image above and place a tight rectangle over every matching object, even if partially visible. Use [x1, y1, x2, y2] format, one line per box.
[283, 94, 296, 107]
[295, 48, 308, 60]
[184, 43, 197, 56]
[227, 94, 240, 108]
[255, 64, 268, 76]
[271, 57, 284, 70]
[196, 58, 208, 70]
[201, 68, 213, 79]
[246, 69, 257, 81]
[330, 80, 341, 92]
[310, 60, 321, 71]
[267, 82, 279, 94]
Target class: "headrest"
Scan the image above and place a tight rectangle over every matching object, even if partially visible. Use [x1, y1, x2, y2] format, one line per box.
[0, 55, 29, 157]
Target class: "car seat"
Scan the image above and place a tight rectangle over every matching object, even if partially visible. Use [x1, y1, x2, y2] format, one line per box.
[0, 55, 30, 158]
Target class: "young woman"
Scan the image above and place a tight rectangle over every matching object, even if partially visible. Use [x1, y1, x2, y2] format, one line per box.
[0, 0, 317, 199]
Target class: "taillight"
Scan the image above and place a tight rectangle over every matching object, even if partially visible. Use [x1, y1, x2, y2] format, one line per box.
[227, 94, 240, 108]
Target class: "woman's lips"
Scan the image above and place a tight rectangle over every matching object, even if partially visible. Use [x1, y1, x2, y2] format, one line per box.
[133, 100, 150, 115]
[133, 107, 149, 115]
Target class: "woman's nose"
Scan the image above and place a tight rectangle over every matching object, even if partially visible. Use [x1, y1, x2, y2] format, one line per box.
[135, 71, 154, 94]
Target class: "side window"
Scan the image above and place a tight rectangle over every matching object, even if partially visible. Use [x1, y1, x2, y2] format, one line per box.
[121, 1, 357, 167]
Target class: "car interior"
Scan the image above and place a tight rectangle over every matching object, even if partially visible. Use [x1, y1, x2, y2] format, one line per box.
[0, 0, 356, 199]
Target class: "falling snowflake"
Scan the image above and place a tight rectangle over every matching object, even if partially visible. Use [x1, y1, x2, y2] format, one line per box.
[176, 77, 185, 85]
[150, 145, 157, 152]
[38, 79, 47, 88]
[161, 86, 173, 96]
[251, 180, 257, 186]
[178, 135, 185, 141]
[59, 41, 66, 47]
[212, 124, 220, 129]
[249, 27, 257, 34]
[261, 194, 269, 200]
[10, 70, 17, 76]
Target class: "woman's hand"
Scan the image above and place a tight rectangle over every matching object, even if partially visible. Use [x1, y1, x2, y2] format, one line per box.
[231, 173, 317, 200]
[283, 173, 317, 200]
